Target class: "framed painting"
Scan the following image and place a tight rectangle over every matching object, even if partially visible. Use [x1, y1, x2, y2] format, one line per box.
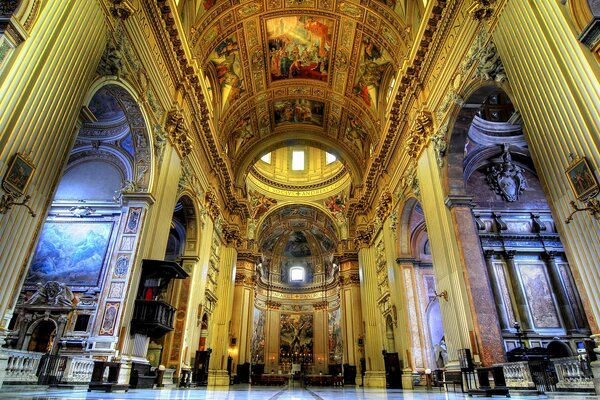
[566, 156, 599, 201]
[25, 221, 114, 287]
[3, 153, 35, 196]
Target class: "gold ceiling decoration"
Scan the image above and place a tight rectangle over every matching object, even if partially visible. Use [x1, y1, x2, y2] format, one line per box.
[152, 0, 450, 222]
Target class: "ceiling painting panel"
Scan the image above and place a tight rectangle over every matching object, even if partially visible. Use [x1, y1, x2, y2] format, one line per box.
[208, 34, 245, 110]
[273, 99, 325, 127]
[352, 35, 393, 111]
[266, 15, 334, 83]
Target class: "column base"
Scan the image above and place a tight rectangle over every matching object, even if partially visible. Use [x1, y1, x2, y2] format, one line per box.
[591, 360, 600, 395]
[402, 368, 414, 390]
[364, 371, 386, 387]
[208, 369, 231, 387]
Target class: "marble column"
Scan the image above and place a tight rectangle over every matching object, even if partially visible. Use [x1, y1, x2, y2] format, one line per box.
[503, 251, 534, 332]
[544, 251, 577, 333]
[444, 198, 505, 365]
[417, 146, 476, 370]
[483, 251, 511, 332]
[357, 243, 386, 387]
[208, 239, 238, 386]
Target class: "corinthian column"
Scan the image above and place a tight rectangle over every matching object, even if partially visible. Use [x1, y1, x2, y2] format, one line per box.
[356, 229, 386, 387]
[207, 225, 239, 386]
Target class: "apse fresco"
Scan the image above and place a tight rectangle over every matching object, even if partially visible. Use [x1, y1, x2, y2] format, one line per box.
[250, 307, 266, 364]
[353, 36, 392, 110]
[209, 35, 244, 110]
[26, 221, 113, 287]
[266, 16, 334, 82]
[519, 264, 560, 328]
[274, 99, 324, 126]
[280, 313, 313, 361]
[281, 261, 313, 284]
[328, 308, 343, 364]
[283, 231, 311, 257]
[309, 226, 335, 252]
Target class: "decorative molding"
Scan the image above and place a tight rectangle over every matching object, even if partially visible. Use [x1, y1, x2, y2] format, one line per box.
[475, 40, 506, 82]
[402, 162, 420, 196]
[405, 110, 433, 160]
[339, 272, 360, 286]
[485, 145, 526, 202]
[468, 0, 497, 21]
[444, 195, 475, 209]
[204, 189, 220, 220]
[431, 124, 448, 168]
[165, 108, 193, 158]
[222, 224, 242, 247]
[109, 0, 134, 20]
[353, 225, 374, 249]
[376, 189, 393, 222]
[266, 300, 281, 310]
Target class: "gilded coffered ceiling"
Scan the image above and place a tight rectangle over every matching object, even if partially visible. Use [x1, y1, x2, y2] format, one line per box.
[175, 0, 425, 190]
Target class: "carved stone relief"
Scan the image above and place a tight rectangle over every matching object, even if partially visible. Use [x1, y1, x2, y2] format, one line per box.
[485, 145, 526, 202]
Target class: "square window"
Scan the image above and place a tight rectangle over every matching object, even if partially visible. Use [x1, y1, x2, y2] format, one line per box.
[290, 266, 305, 282]
[292, 151, 304, 170]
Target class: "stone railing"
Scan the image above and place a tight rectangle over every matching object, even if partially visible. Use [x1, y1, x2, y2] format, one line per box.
[552, 357, 594, 391]
[62, 356, 94, 384]
[3, 349, 44, 383]
[500, 361, 536, 390]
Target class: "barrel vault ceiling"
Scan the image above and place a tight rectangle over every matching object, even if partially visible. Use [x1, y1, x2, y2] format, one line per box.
[157, 0, 445, 221]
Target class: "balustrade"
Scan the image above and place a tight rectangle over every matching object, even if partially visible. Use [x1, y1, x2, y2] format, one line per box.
[62, 356, 95, 384]
[552, 357, 594, 391]
[501, 361, 535, 390]
[3, 349, 44, 383]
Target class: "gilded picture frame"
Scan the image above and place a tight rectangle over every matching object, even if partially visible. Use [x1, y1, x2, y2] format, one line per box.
[566, 156, 599, 201]
[2, 153, 35, 196]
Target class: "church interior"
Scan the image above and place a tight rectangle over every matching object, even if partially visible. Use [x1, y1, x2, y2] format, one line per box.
[0, 0, 600, 397]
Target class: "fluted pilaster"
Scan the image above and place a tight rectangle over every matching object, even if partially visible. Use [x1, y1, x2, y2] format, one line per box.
[0, 0, 106, 328]
[494, 0, 600, 333]
[358, 245, 386, 387]
[208, 244, 237, 386]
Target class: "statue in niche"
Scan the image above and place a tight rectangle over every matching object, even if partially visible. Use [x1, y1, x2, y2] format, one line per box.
[485, 144, 526, 202]
[26, 281, 74, 307]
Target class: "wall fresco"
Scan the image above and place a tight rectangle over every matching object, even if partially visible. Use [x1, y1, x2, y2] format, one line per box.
[26, 221, 113, 287]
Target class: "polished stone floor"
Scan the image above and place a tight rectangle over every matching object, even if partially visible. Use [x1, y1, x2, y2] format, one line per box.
[0, 385, 598, 400]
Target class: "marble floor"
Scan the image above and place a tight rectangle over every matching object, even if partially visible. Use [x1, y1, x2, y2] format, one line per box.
[0, 385, 598, 400]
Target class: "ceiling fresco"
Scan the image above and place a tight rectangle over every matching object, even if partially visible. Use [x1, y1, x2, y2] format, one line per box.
[183, 0, 422, 188]
[258, 205, 338, 256]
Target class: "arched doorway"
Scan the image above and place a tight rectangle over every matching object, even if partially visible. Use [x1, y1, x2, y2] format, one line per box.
[446, 85, 590, 355]
[6, 83, 152, 362]
[27, 320, 57, 353]
[396, 199, 444, 372]
[251, 204, 341, 378]
[155, 195, 200, 376]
